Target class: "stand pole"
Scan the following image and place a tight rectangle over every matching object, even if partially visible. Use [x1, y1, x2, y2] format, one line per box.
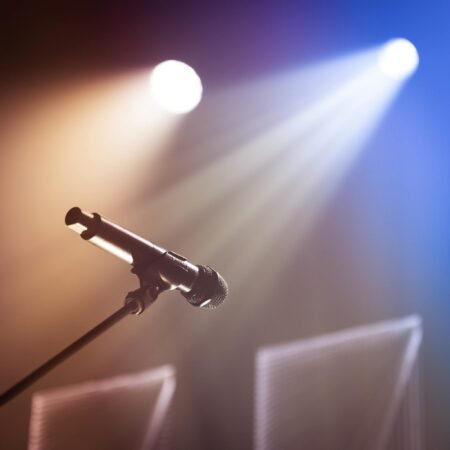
[0, 301, 138, 407]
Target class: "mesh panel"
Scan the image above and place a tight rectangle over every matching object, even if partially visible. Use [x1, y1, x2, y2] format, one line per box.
[254, 316, 423, 450]
[28, 365, 176, 450]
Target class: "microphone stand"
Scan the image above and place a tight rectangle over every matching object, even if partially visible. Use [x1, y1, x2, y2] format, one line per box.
[0, 282, 163, 407]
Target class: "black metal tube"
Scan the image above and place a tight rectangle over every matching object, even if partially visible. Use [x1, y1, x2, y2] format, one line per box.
[65, 207, 166, 265]
[0, 302, 137, 407]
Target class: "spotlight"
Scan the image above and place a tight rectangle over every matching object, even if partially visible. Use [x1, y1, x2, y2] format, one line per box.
[378, 38, 419, 80]
[149, 60, 203, 114]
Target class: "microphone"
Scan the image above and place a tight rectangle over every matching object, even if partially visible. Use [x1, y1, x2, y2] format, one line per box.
[65, 207, 228, 309]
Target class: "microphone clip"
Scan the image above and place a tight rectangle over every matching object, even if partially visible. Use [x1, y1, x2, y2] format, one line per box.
[125, 261, 171, 315]
[124, 283, 164, 315]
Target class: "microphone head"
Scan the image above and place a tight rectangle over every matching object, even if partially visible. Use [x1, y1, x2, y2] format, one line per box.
[182, 265, 228, 309]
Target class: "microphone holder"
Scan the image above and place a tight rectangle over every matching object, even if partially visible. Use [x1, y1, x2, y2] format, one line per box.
[0, 279, 165, 408]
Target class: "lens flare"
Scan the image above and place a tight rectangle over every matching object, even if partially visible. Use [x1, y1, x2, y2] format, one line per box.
[378, 38, 419, 80]
[149, 60, 203, 114]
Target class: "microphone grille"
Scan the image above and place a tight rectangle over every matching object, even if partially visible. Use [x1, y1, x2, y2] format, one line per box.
[182, 265, 228, 309]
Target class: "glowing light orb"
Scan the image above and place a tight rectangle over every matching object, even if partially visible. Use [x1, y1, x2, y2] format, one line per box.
[378, 38, 419, 80]
[149, 60, 203, 114]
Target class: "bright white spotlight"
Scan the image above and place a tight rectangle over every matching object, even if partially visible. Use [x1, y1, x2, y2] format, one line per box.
[149, 60, 203, 114]
[378, 38, 419, 80]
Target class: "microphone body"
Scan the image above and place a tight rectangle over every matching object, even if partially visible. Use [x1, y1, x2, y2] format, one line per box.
[65, 207, 227, 308]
